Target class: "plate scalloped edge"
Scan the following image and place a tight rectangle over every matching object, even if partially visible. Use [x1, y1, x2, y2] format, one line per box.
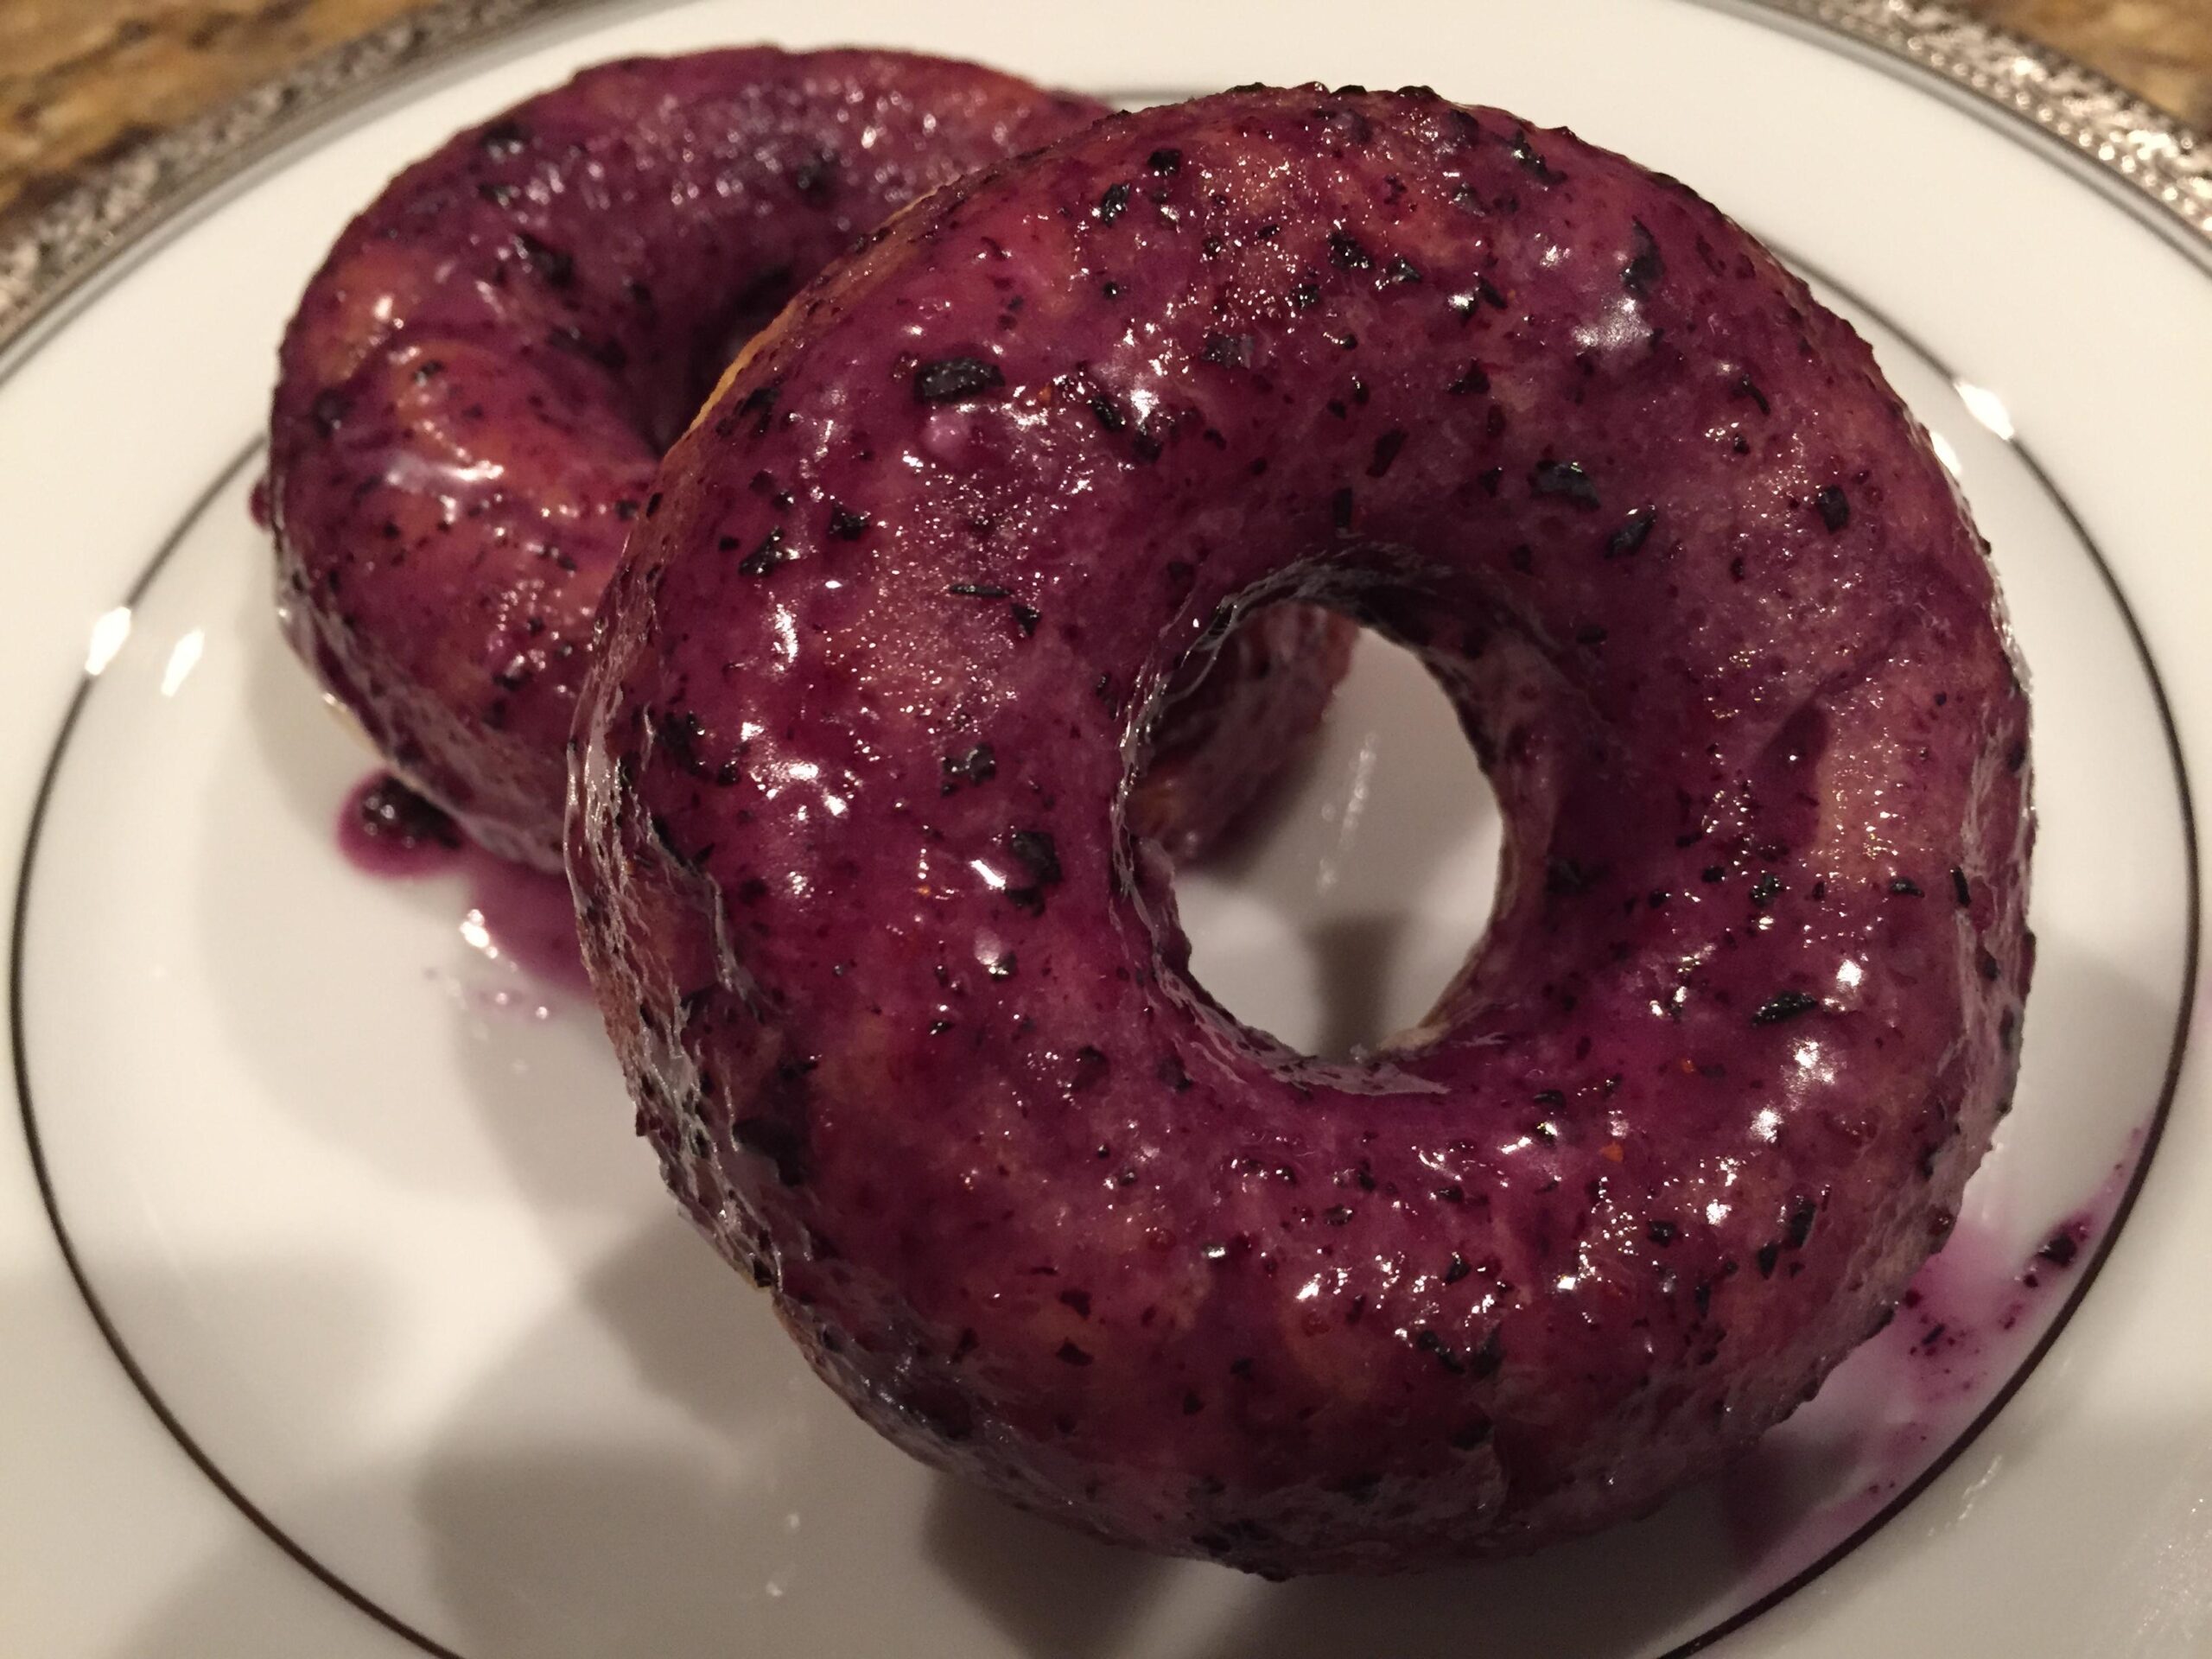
[1747, 0, 2209, 242]
[0, 0, 2206, 362]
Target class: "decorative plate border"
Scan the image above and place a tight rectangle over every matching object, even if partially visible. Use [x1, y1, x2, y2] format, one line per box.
[0, 3, 2202, 1653]
[0, 0, 2206, 359]
[1751, 0, 2211, 236]
[0, 0, 594, 350]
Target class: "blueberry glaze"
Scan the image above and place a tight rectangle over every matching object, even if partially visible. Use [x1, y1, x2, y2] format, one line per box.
[571, 86, 2033, 1573]
[268, 50, 1110, 867]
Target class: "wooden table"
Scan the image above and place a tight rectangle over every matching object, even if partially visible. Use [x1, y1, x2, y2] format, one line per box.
[3, 0, 2208, 232]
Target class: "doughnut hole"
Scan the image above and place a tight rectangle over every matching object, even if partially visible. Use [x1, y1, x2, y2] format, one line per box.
[1155, 607, 1502, 1060]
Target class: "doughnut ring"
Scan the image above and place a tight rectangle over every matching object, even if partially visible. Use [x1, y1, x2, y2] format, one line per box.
[574, 85, 2031, 1573]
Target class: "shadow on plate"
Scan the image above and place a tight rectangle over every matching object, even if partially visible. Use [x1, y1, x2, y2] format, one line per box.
[113, 521, 2179, 1657]
[60, 941, 2177, 1659]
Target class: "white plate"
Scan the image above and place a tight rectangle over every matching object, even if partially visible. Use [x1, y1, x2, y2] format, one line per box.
[3, 3, 2209, 1655]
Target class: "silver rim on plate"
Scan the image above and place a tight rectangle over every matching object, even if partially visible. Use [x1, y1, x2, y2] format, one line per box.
[0, 0, 2206, 355]
[0, 4, 2202, 1656]
[1757, 0, 2209, 236]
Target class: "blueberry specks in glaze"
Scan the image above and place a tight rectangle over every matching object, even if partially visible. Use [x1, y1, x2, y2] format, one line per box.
[1532, 459, 1600, 507]
[1622, 219, 1663, 295]
[942, 744, 997, 791]
[1328, 231, 1373, 270]
[733, 383, 782, 438]
[914, 356, 1007, 404]
[1785, 1198, 1820, 1249]
[1815, 484, 1852, 531]
[267, 50, 1116, 870]
[1605, 508, 1656, 558]
[1751, 991, 1823, 1026]
[1508, 128, 1560, 182]
[1072, 1045, 1113, 1092]
[348, 772, 461, 864]
[478, 117, 530, 156]
[510, 231, 575, 288]
[1007, 829, 1063, 887]
[738, 528, 793, 576]
[572, 84, 2030, 1578]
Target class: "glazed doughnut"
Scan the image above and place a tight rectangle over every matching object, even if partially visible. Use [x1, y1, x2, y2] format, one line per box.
[572, 86, 2031, 1572]
[268, 50, 1122, 867]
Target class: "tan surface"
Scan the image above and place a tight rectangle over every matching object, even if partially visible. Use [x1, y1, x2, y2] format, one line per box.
[2, 0, 2208, 232]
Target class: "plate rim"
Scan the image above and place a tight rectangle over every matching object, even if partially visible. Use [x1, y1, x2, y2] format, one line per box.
[5, 180, 2202, 1659]
[0, 1, 2206, 1653]
[0, 0, 2206, 368]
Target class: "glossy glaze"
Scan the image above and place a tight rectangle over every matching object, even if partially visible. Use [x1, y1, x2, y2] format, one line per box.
[339, 770, 462, 875]
[338, 770, 590, 992]
[268, 49, 1109, 867]
[572, 87, 2032, 1573]
[1718, 1143, 2126, 1590]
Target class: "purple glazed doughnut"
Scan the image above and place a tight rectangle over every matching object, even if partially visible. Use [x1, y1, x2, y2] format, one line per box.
[572, 86, 2032, 1573]
[266, 50, 1116, 868]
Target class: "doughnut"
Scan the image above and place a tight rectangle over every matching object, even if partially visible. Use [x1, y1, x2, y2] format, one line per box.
[272, 49, 1236, 868]
[570, 86, 2031, 1572]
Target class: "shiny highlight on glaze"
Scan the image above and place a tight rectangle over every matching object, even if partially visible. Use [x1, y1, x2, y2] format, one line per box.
[573, 86, 2031, 1573]
[268, 49, 1109, 866]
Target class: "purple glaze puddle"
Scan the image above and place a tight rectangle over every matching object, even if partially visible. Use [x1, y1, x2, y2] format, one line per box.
[1719, 1140, 2143, 1592]
[338, 772, 589, 996]
[340, 773, 465, 876]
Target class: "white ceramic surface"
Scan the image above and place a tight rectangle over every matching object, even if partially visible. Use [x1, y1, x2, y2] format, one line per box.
[3, 3, 2208, 1656]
